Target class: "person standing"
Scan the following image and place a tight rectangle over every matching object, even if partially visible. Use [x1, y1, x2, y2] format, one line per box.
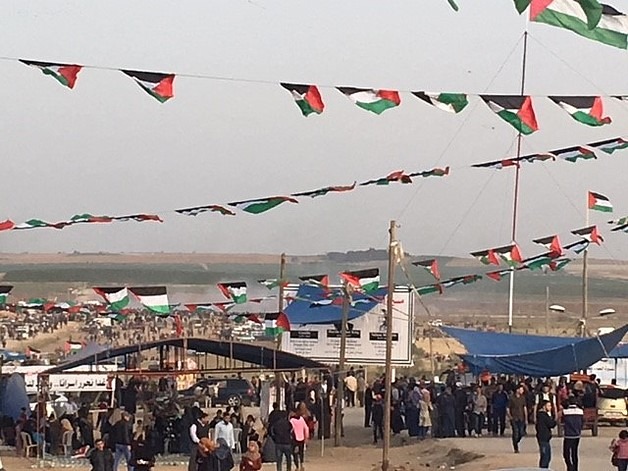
[289, 410, 309, 471]
[507, 385, 527, 453]
[491, 384, 508, 436]
[214, 413, 235, 450]
[610, 430, 628, 471]
[269, 409, 293, 471]
[188, 413, 211, 471]
[239, 441, 262, 471]
[112, 412, 133, 471]
[344, 373, 357, 408]
[562, 396, 584, 471]
[371, 395, 384, 445]
[89, 439, 114, 471]
[363, 382, 373, 428]
[471, 387, 487, 437]
[535, 400, 556, 469]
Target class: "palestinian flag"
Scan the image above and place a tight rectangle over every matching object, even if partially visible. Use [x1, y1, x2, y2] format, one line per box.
[339, 268, 380, 293]
[0, 220, 15, 232]
[588, 137, 628, 154]
[337, 87, 401, 115]
[550, 258, 572, 271]
[481, 95, 538, 134]
[532, 235, 563, 258]
[70, 214, 114, 224]
[553, 145, 597, 163]
[129, 286, 170, 314]
[217, 281, 247, 304]
[26, 346, 41, 357]
[411, 92, 468, 113]
[280, 83, 325, 116]
[175, 205, 235, 216]
[360, 170, 412, 186]
[264, 312, 291, 337]
[93, 287, 130, 311]
[486, 269, 512, 281]
[228, 196, 298, 214]
[531, 1, 628, 49]
[416, 284, 443, 296]
[472, 158, 518, 169]
[299, 274, 330, 289]
[291, 182, 356, 198]
[470, 248, 500, 266]
[13, 219, 53, 230]
[19, 60, 83, 89]
[0, 286, 12, 304]
[441, 274, 482, 289]
[112, 214, 163, 222]
[495, 244, 524, 266]
[520, 153, 556, 164]
[65, 341, 83, 354]
[611, 223, 628, 233]
[571, 225, 604, 245]
[609, 216, 628, 226]
[412, 259, 441, 280]
[564, 239, 591, 254]
[588, 191, 613, 212]
[407, 167, 450, 178]
[258, 279, 288, 290]
[122, 70, 175, 103]
[522, 254, 553, 270]
[549, 96, 611, 126]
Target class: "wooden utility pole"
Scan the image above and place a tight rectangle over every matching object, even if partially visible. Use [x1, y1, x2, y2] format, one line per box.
[382, 220, 396, 471]
[277, 253, 287, 351]
[334, 292, 349, 446]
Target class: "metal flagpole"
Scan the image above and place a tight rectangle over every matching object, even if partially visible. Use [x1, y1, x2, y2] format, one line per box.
[508, 29, 529, 333]
[382, 220, 397, 471]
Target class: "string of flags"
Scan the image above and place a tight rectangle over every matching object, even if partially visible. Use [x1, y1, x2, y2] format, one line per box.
[8, 57, 628, 132]
[1, 134, 626, 234]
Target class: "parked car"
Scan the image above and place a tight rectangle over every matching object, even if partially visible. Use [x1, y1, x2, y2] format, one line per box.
[179, 378, 258, 407]
[597, 386, 628, 426]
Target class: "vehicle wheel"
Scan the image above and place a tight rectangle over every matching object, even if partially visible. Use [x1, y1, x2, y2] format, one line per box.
[227, 395, 241, 407]
[592, 423, 599, 436]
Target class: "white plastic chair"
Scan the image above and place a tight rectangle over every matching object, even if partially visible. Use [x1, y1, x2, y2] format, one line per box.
[62, 430, 74, 456]
[21, 432, 37, 457]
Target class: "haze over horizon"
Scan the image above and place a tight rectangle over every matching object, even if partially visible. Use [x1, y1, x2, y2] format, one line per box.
[1, 0, 627, 261]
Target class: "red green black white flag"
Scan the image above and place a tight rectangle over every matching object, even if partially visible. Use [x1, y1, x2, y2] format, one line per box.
[571, 225, 604, 245]
[588, 191, 613, 212]
[494, 244, 524, 266]
[412, 259, 441, 280]
[20, 60, 83, 89]
[264, 312, 291, 337]
[481, 95, 539, 134]
[93, 287, 130, 311]
[337, 87, 401, 115]
[217, 281, 247, 304]
[299, 274, 330, 289]
[0, 286, 12, 304]
[291, 182, 356, 198]
[129, 286, 170, 314]
[122, 70, 175, 103]
[280, 83, 325, 116]
[339, 268, 380, 293]
[228, 196, 298, 214]
[549, 96, 611, 126]
[553, 145, 596, 163]
[485, 269, 512, 281]
[532, 234, 563, 258]
[412, 92, 468, 114]
[587, 137, 628, 154]
[470, 248, 501, 266]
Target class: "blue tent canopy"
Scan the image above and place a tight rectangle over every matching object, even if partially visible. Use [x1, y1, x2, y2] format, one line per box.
[609, 343, 628, 358]
[284, 284, 387, 325]
[441, 324, 628, 376]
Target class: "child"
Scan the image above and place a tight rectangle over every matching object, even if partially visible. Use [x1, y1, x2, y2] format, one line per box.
[239, 441, 262, 471]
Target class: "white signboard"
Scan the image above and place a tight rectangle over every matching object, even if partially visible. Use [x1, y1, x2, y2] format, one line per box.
[3, 365, 117, 394]
[281, 286, 413, 366]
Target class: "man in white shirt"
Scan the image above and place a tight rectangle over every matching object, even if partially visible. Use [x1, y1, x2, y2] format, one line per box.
[214, 412, 235, 449]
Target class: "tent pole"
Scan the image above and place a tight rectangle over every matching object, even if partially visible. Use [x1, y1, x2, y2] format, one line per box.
[382, 220, 396, 471]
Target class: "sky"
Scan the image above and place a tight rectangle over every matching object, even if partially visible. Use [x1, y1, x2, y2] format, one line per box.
[0, 0, 627, 261]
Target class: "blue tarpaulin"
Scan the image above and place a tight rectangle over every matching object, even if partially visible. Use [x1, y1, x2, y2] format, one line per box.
[284, 284, 387, 325]
[609, 343, 628, 358]
[441, 324, 628, 376]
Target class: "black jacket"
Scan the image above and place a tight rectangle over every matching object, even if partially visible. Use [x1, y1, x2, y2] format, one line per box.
[269, 415, 293, 445]
[111, 419, 133, 446]
[89, 448, 114, 471]
[535, 410, 556, 442]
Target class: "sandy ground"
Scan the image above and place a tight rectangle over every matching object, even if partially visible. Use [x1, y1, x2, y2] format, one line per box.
[4, 321, 83, 353]
[2, 406, 621, 471]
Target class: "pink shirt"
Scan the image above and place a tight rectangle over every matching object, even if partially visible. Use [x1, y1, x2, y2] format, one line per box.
[290, 417, 309, 442]
[612, 438, 628, 459]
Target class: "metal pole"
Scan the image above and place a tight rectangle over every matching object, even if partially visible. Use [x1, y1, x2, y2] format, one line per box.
[581, 200, 590, 338]
[507, 30, 529, 334]
[545, 284, 550, 334]
[276, 253, 287, 353]
[382, 220, 396, 471]
[334, 292, 349, 447]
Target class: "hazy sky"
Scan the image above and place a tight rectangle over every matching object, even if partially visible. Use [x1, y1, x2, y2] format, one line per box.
[1, 0, 627, 261]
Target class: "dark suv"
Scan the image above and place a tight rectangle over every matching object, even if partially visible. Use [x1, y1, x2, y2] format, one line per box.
[180, 378, 258, 407]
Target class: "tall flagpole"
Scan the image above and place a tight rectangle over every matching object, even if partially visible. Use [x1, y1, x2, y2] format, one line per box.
[581, 196, 589, 337]
[508, 29, 529, 334]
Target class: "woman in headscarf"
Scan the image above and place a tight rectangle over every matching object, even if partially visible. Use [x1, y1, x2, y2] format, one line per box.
[239, 441, 262, 471]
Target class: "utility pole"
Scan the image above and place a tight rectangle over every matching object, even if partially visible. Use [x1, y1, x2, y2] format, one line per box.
[382, 220, 396, 471]
[275, 253, 286, 406]
[581, 197, 590, 338]
[334, 292, 349, 446]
